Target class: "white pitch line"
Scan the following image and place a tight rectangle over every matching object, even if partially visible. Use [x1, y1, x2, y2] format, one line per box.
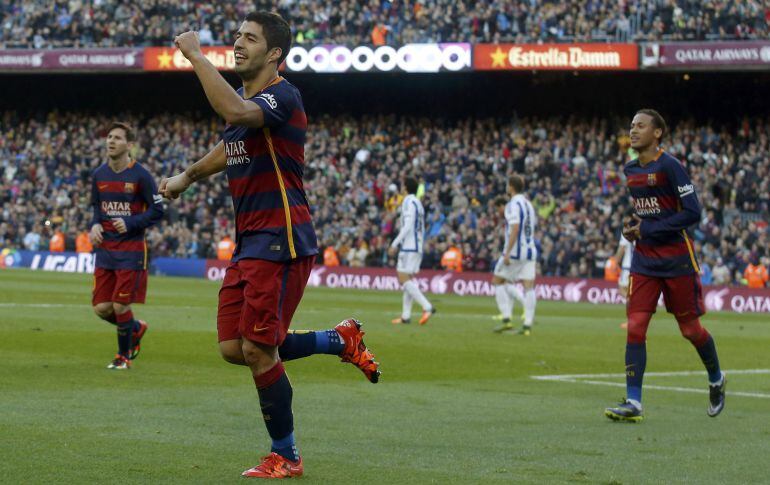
[532, 369, 770, 380]
[531, 369, 770, 399]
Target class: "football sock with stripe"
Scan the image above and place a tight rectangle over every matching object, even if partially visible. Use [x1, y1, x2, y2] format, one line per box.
[696, 335, 722, 384]
[115, 310, 135, 357]
[254, 362, 298, 462]
[625, 343, 646, 404]
[278, 330, 345, 361]
[678, 319, 722, 384]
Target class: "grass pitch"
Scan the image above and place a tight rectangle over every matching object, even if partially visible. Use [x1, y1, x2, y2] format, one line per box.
[1, 269, 769, 484]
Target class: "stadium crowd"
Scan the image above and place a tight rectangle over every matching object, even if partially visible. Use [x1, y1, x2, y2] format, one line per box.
[1, 0, 768, 49]
[1, 110, 768, 286]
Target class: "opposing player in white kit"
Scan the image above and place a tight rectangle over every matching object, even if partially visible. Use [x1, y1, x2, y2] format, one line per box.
[616, 232, 634, 297]
[615, 228, 635, 329]
[389, 177, 436, 325]
[492, 174, 538, 335]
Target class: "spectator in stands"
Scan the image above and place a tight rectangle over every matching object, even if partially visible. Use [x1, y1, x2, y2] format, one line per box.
[1, 110, 768, 287]
[348, 240, 369, 268]
[712, 258, 731, 286]
[23, 224, 42, 251]
[441, 243, 463, 272]
[744, 256, 769, 288]
[217, 235, 235, 261]
[49, 226, 65, 252]
[2, 1, 767, 49]
[700, 258, 713, 286]
[75, 230, 93, 253]
[323, 245, 340, 267]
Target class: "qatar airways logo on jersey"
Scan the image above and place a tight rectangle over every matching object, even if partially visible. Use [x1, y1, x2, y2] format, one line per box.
[633, 197, 661, 216]
[101, 200, 131, 216]
[225, 140, 251, 166]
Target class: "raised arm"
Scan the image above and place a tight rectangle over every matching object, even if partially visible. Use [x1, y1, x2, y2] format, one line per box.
[174, 32, 266, 128]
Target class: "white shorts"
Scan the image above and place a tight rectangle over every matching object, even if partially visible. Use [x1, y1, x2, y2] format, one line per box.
[397, 251, 422, 274]
[619, 269, 630, 288]
[493, 258, 536, 281]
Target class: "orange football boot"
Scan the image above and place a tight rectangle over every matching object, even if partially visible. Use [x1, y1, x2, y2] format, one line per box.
[241, 453, 303, 478]
[419, 308, 436, 325]
[334, 318, 381, 383]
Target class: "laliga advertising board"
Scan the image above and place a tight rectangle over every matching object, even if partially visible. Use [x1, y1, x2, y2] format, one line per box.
[200, 261, 770, 315]
[144, 44, 472, 73]
[3, 252, 768, 314]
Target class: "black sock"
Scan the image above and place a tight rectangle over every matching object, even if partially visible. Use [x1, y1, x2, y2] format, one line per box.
[255, 362, 297, 461]
[99, 313, 117, 326]
[115, 310, 135, 357]
[696, 335, 722, 383]
[278, 332, 316, 361]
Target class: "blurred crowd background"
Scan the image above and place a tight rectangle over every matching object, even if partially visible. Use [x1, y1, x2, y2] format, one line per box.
[1, 110, 768, 286]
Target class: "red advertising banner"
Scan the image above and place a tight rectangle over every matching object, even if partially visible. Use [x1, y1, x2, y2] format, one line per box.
[641, 41, 770, 69]
[0, 48, 143, 71]
[474, 43, 638, 71]
[205, 261, 770, 314]
[144, 46, 233, 71]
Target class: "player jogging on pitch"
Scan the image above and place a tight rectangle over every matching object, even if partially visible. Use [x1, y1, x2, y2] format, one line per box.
[605, 109, 725, 422]
[90, 122, 163, 370]
[492, 174, 538, 336]
[159, 12, 380, 478]
[389, 177, 436, 325]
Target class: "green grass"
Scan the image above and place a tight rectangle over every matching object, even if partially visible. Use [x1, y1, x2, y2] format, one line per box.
[1, 269, 769, 484]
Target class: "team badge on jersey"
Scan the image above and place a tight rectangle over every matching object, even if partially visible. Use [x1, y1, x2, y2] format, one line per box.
[124, 182, 135, 193]
[647, 173, 657, 186]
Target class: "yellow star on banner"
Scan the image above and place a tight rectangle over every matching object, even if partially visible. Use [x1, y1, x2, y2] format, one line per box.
[490, 47, 507, 68]
[157, 49, 173, 69]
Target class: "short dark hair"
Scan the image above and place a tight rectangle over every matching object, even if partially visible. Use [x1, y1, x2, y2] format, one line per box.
[107, 121, 135, 142]
[404, 176, 419, 195]
[635, 108, 667, 142]
[494, 196, 508, 207]
[509, 174, 524, 194]
[245, 11, 292, 66]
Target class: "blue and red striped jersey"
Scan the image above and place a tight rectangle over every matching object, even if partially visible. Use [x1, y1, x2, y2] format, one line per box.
[624, 150, 701, 278]
[222, 77, 318, 262]
[90, 160, 164, 270]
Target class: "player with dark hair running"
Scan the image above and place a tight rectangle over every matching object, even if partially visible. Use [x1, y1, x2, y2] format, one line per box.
[389, 176, 435, 325]
[90, 122, 164, 369]
[159, 11, 380, 478]
[492, 174, 538, 335]
[605, 109, 725, 422]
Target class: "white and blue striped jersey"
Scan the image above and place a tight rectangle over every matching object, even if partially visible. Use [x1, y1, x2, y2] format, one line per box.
[503, 194, 538, 261]
[391, 194, 424, 253]
[618, 233, 634, 270]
